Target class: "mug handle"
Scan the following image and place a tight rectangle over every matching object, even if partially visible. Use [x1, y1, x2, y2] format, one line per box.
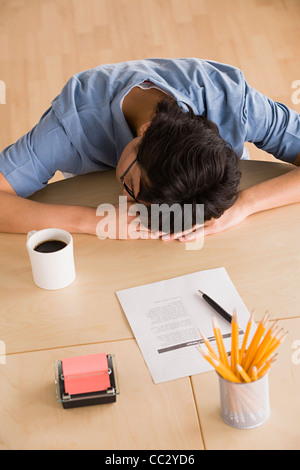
[27, 230, 37, 241]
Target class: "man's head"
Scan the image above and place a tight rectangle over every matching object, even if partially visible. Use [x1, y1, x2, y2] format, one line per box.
[116, 98, 241, 233]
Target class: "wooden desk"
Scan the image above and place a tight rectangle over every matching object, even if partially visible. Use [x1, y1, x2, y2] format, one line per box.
[0, 160, 299, 450]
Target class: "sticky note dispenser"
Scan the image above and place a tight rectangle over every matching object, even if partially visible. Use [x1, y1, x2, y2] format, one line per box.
[55, 353, 119, 409]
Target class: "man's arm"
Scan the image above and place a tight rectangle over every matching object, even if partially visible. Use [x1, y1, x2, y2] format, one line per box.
[242, 161, 300, 214]
[169, 154, 300, 241]
[0, 172, 98, 235]
[0, 173, 156, 239]
[203, 161, 300, 237]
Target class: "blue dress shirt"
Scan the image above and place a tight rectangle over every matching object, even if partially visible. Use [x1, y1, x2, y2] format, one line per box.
[1, 58, 299, 197]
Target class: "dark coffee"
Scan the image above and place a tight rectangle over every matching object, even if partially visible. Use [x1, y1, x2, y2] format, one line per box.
[34, 239, 67, 253]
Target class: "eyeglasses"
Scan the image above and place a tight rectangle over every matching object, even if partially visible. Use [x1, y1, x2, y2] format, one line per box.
[120, 157, 138, 201]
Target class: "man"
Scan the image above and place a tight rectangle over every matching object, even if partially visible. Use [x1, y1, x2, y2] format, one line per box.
[0, 58, 299, 241]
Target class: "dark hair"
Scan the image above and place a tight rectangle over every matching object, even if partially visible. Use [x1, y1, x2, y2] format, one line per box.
[136, 98, 241, 233]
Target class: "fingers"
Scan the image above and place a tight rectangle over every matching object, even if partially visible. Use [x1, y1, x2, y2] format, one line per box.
[178, 226, 204, 242]
[160, 223, 204, 241]
[128, 222, 207, 242]
[128, 222, 161, 240]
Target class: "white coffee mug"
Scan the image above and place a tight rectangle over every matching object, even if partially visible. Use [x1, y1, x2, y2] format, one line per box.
[26, 228, 76, 290]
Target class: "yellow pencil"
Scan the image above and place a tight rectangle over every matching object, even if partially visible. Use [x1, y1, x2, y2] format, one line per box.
[231, 309, 240, 374]
[267, 327, 284, 351]
[237, 364, 251, 383]
[212, 357, 241, 384]
[212, 317, 230, 369]
[198, 345, 240, 383]
[240, 311, 254, 360]
[255, 331, 288, 370]
[257, 354, 277, 379]
[251, 365, 258, 381]
[242, 312, 269, 371]
[199, 329, 219, 360]
[247, 321, 279, 370]
[196, 345, 216, 368]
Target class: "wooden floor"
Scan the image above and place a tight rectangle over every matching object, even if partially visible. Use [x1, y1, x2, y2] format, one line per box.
[0, 0, 300, 179]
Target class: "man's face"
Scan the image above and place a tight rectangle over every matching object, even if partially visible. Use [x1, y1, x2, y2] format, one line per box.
[116, 137, 142, 201]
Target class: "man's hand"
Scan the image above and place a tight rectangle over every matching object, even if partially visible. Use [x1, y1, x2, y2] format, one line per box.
[203, 191, 249, 236]
[155, 191, 248, 242]
[161, 165, 300, 242]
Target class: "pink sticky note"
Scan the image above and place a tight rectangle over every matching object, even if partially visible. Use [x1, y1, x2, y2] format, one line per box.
[62, 353, 111, 395]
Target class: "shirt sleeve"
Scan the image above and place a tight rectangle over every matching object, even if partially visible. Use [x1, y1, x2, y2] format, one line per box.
[0, 107, 84, 197]
[242, 81, 300, 163]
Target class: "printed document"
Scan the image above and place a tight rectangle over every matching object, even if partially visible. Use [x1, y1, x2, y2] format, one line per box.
[116, 267, 252, 383]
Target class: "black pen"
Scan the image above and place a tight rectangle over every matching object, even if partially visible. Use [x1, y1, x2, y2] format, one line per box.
[198, 289, 232, 324]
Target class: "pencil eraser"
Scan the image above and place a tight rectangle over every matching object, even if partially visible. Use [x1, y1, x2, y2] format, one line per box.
[61, 353, 111, 395]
